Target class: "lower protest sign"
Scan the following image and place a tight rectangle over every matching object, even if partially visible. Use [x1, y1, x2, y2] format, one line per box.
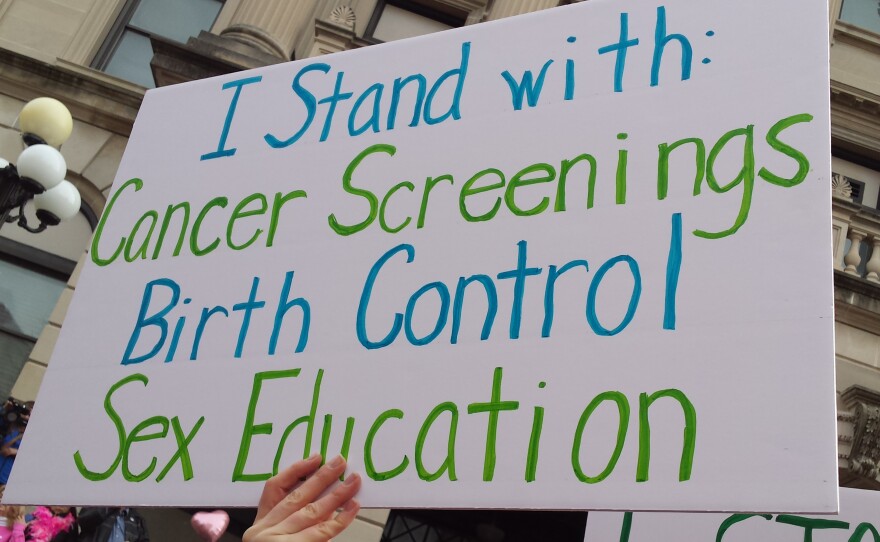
[7, 0, 836, 511]
[585, 488, 878, 542]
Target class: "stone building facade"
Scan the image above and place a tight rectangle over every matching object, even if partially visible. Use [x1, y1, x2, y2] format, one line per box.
[0, 0, 879, 540]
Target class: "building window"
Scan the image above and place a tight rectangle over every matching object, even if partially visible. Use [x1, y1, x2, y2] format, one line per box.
[839, 0, 880, 34]
[365, 0, 465, 43]
[0, 248, 68, 400]
[93, 0, 223, 88]
[832, 155, 880, 210]
[381, 509, 588, 542]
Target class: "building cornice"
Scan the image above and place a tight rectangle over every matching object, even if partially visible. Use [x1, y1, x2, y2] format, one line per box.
[0, 47, 142, 137]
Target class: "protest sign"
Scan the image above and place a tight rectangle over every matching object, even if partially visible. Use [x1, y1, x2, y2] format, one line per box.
[584, 488, 880, 542]
[7, 0, 836, 511]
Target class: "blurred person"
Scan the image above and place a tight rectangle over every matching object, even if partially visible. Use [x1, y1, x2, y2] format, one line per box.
[0, 400, 29, 441]
[76, 508, 146, 542]
[0, 405, 27, 499]
[0, 505, 25, 542]
[25, 507, 75, 542]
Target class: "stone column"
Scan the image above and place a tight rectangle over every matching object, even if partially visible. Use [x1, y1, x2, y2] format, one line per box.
[866, 236, 880, 283]
[844, 229, 867, 276]
[486, 0, 558, 21]
[219, 0, 320, 60]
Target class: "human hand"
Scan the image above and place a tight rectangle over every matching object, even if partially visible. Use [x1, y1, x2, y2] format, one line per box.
[244, 454, 361, 542]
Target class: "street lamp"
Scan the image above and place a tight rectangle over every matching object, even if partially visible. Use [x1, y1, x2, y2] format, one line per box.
[0, 97, 81, 234]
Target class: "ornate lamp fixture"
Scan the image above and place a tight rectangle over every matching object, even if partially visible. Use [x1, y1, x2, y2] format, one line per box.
[0, 98, 81, 233]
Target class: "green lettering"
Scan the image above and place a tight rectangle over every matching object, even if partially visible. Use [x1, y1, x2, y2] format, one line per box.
[657, 137, 706, 200]
[151, 202, 190, 260]
[273, 369, 323, 475]
[505, 163, 555, 216]
[758, 113, 813, 187]
[637, 389, 697, 482]
[364, 409, 409, 481]
[123, 211, 158, 262]
[266, 190, 307, 247]
[525, 405, 544, 482]
[156, 415, 205, 482]
[775, 514, 850, 542]
[73, 373, 147, 481]
[227, 193, 268, 251]
[616, 147, 628, 204]
[619, 512, 633, 542]
[328, 143, 395, 236]
[556, 154, 597, 211]
[571, 391, 629, 483]
[190, 196, 228, 256]
[417, 174, 453, 228]
[467, 367, 519, 481]
[849, 522, 880, 542]
[460, 168, 505, 222]
[415, 402, 458, 481]
[694, 125, 754, 239]
[121, 415, 169, 482]
[91, 178, 142, 267]
[715, 514, 773, 542]
[232, 368, 301, 482]
[379, 181, 415, 233]
[318, 414, 356, 482]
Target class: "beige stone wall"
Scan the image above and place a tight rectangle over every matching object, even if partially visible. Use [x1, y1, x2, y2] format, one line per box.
[836, 321, 880, 392]
[832, 24, 880, 98]
[0, 84, 126, 400]
[0, 0, 123, 65]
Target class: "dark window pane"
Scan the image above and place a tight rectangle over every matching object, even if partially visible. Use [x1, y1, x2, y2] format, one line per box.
[130, 0, 223, 42]
[0, 333, 33, 400]
[104, 30, 157, 88]
[0, 260, 65, 339]
[381, 510, 588, 542]
[373, 5, 454, 42]
[840, 0, 880, 33]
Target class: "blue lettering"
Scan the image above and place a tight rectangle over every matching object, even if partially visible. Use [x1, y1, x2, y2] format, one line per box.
[123, 278, 181, 364]
[598, 13, 640, 93]
[542, 260, 589, 338]
[232, 277, 266, 358]
[424, 42, 470, 125]
[269, 270, 311, 354]
[349, 83, 384, 136]
[318, 71, 354, 142]
[496, 240, 542, 340]
[357, 244, 415, 349]
[387, 75, 427, 130]
[664, 213, 682, 330]
[265, 64, 329, 149]
[404, 282, 450, 346]
[651, 6, 693, 87]
[201, 76, 262, 161]
[451, 275, 497, 344]
[586, 255, 641, 336]
[501, 60, 554, 110]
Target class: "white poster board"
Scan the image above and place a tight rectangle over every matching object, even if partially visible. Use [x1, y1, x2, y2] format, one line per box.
[7, 0, 836, 511]
[584, 488, 880, 542]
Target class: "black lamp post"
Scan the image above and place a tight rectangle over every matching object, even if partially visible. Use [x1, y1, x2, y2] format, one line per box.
[0, 98, 81, 234]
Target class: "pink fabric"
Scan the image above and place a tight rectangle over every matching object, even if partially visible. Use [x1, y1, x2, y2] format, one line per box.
[26, 507, 74, 542]
[0, 523, 25, 542]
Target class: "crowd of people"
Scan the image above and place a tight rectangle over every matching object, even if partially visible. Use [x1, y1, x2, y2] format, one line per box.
[0, 395, 361, 542]
[0, 398, 31, 498]
[0, 455, 360, 542]
[0, 505, 149, 542]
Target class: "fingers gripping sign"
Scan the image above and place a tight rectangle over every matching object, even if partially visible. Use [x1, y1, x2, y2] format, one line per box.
[245, 454, 362, 542]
